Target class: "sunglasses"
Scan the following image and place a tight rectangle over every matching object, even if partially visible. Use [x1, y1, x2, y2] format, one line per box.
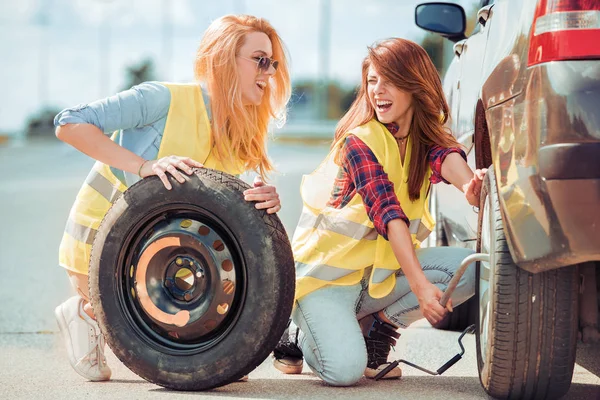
[239, 56, 279, 72]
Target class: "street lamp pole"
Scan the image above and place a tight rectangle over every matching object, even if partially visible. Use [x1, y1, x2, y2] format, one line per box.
[162, 0, 172, 80]
[37, 0, 50, 109]
[317, 0, 331, 120]
[97, 0, 114, 96]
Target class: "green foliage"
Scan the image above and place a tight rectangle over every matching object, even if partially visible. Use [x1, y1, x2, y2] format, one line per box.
[25, 107, 62, 138]
[24, 58, 158, 138]
[292, 80, 358, 120]
[121, 58, 157, 90]
[421, 33, 446, 74]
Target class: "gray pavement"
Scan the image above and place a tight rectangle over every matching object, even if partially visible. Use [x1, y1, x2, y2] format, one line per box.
[1, 139, 599, 399]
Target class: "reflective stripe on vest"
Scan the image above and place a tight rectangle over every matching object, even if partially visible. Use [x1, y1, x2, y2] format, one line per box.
[297, 261, 398, 284]
[298, 210, 431, 244]
[85, 169, 124, 204]
[295, 261, 357, 281]
[297, 211, 378, 240]
[410, 218, 432, 243]
[65, 218, 97, 245]
[63, 168, 125, 247]
[295, 217, 430, 284]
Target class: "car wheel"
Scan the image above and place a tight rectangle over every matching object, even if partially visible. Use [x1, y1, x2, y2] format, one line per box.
[428, 186, 449, 247]
[432, 296, 476, 331]
[429, 185, 468, 332]
[89, 169, 295, 390]
[476, 168, 578, 399]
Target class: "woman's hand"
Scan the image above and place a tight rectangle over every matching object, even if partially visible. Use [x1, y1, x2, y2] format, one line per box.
[243, 176, 281, 214]
[463, 168, 487, 207]
[139, 156, 204, 190]
[413, 281, 450, 325]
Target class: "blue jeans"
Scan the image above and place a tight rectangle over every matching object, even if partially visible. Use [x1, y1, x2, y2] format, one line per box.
[291, 246, 476, 386]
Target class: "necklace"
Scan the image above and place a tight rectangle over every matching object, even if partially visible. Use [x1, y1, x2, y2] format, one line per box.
[394, 134, 410, 144]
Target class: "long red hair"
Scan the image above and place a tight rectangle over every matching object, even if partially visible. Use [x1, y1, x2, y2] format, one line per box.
[334, 38, 460, 201]
[195, 15, 291, 177]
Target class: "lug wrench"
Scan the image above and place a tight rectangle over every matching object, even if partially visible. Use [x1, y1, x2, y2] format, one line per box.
[375, 252, 490, 380]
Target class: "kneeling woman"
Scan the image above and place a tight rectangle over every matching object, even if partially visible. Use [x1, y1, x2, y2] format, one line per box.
[289, 38, 484, 386]
[53, 15, 290, 382]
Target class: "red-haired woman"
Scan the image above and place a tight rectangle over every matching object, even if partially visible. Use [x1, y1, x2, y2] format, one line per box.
[53, 15, 291, 382]
[276, 38, 485, 386]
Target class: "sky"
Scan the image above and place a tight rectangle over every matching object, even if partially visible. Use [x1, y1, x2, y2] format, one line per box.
[0, 0, 478, 132]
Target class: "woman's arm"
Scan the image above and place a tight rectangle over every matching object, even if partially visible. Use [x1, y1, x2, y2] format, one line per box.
[55, 82, 170, 175]
[56, 124, 146, 175]
[440, 152, 487, 207]
[55, 82, 203, 188]
[387, 220, 449, 324]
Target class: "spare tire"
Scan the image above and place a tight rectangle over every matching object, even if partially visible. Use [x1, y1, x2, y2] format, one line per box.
[88, 169, 295, 390]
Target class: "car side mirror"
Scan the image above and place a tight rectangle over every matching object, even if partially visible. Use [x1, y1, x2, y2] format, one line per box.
[415, 2, 467, 42]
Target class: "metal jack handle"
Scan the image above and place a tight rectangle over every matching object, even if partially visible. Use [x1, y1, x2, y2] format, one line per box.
[374, 252, 490, 381]
[374, 324, 476, 380]
[440, 252, 490, 308]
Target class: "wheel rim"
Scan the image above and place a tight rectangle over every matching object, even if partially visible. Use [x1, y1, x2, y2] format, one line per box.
[116, 204, 247, 355]
[479, 192, 494, 364]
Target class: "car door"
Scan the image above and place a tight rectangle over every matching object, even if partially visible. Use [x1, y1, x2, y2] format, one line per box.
[437, 0, 495, 246]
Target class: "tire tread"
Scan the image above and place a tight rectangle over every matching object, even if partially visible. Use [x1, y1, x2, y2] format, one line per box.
[476, 169, 578, 400]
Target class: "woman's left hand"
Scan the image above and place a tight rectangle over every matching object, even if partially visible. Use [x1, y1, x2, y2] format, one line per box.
[243, 176, 281, 214]
[463, 168, 487, 207]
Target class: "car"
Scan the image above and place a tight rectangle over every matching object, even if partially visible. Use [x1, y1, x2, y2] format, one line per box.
[415, 1, 600, 399]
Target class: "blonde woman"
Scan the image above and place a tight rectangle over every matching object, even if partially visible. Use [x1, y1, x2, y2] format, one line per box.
[53, 14, 291, 382]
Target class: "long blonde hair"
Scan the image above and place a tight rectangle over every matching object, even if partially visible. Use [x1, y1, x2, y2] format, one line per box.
[195, 15, 291, 176]
[334, 38, 459, 201]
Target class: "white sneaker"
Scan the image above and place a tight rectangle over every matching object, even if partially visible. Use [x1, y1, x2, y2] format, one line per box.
[55, 296, 111, 381]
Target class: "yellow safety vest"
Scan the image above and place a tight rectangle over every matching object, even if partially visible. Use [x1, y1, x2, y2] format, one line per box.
[293, 119, 434, 300]
[59, 82, 244, 275]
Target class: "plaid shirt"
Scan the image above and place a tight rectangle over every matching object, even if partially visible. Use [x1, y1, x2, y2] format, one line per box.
[327, 123, 466, 240]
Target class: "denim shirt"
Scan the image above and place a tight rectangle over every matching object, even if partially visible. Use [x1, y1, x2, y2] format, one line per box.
[54, 81, 174, 186]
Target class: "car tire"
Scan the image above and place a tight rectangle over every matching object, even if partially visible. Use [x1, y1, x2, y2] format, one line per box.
[432, 296, 476, 331]
[476, 168, 579, 399]
[428, 186, 449, 247]
[89, 168, 295, 390]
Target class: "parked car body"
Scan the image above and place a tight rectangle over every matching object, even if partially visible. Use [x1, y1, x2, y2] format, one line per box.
[416, 1, 600, 398]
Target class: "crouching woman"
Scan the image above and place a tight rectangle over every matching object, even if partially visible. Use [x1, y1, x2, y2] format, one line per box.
[289, 38, 484, 386]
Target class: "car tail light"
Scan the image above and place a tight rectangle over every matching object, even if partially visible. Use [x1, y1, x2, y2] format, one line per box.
[528, 0, 600, 66]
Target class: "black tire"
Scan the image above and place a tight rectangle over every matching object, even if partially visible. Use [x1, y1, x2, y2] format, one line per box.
[89, 169, 295, 390]
[428, 185, 449, 247]
[430, 186, 471, 331]
[432, 296, 476, 331]
[475, 168, 579, 400]
[436, 220, 449, 247]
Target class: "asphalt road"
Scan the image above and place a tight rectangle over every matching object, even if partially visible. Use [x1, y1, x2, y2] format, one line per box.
[1, 139, 598, 399]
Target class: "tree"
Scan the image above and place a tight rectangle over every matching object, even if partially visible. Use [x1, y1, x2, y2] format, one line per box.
[291, 80, 358, 120]
[24, 58, 158, 139]
[421, 33, 445, 74]
[25, 107, 62, 138]
[121, 58, 157, 90]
